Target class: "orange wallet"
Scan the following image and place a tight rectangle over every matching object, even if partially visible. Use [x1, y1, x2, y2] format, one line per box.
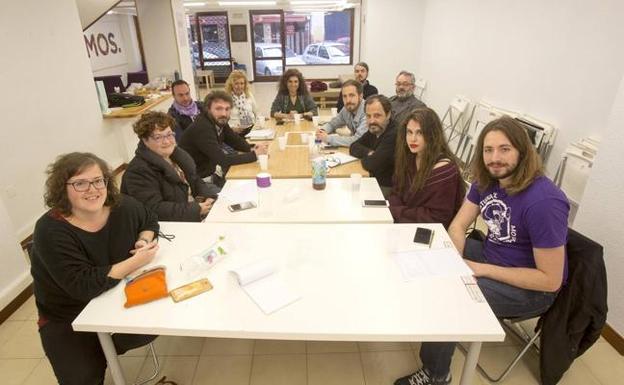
[124, 266, 169, 308]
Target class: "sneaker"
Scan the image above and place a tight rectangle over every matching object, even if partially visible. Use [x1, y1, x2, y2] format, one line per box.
[394, 368, 452, 385]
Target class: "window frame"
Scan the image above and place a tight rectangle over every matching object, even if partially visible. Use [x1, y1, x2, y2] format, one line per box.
[249, 9, 286, 82]
[192, 11, 233, 83]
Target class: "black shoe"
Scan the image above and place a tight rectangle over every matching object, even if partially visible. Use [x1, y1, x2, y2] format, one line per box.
[394, 368, 452, 385]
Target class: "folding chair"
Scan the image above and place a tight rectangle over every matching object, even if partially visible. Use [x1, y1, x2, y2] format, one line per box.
[441, 95, 472, 154]
[553, 148, 594, 224]
[456, 101, 503, 168]
[135, 342, 161, 385]
[414, 77, 427, 100]
[459, 315, 543, 383]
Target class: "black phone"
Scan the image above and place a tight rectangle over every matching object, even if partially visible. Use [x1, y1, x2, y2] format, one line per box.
[413, 227, 434, 246]
[323, 145, 340, 150]
[275, 120, 285, 125]
[362, 200, 389, 207]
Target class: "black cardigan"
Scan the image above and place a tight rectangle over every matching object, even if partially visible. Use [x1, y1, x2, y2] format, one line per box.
[30, 195, 159, 322]
[538, 228, 608, 385]
[178, 113, 256, 181]
[121, 142, 220, 222]
[349, 121, 397, 187]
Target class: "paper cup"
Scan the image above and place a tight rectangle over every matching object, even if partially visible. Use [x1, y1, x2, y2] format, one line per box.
[331, 107, 338, 117]
[256, 172, 271, 188]
[350, 173, 362, 191]
[301, 133, 309, 144]
[258, 154, 268, 171]
[312, 116, 320, 128]
[294, 113, 302, 124]
[256, 115, 265, 128]
[278, 136, 287, 150]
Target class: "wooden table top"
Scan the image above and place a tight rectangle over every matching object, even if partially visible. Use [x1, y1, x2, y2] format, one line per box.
[227, 119, 369, 179]
[103, 94, 171, 119]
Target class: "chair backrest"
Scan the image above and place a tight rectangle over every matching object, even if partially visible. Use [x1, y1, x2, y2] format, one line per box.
[414, 77, 427, 99]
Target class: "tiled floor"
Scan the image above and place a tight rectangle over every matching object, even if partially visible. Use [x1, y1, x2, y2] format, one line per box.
[1, 296, 623, 384]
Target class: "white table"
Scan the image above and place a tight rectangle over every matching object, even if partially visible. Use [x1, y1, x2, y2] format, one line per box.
[208, 177, 394, 223]
[73, 222, 504, 385]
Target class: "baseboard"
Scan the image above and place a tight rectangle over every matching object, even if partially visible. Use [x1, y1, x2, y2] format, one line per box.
[0, 272, 33, 323]
[602, 323, 624, 355]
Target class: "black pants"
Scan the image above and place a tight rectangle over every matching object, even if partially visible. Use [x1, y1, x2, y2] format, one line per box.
[39, 320, 157, 385]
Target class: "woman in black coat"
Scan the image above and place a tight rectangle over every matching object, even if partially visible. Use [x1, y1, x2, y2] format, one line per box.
[121, 111, 220, 221]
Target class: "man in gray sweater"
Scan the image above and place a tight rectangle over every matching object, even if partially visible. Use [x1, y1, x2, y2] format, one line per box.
[389, 70, 426, 126]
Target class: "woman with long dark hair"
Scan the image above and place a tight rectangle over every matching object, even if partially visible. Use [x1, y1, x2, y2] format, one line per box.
[388, 108, 465, 227]
[270, 68, 318, 120]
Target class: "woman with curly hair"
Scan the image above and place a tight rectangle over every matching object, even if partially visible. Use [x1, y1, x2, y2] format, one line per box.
[270, 68, 318, 120]
[121, 111, 220, 221]
[31, 152, 159, 384]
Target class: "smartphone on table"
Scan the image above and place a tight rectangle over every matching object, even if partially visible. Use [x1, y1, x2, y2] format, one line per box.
[413, 227, 434, 247]
[228, 201, 256, 212]
[362, 200, 389, 208]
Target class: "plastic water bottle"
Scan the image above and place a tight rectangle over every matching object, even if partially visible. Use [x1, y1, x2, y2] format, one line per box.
[179, 236, 228, 277]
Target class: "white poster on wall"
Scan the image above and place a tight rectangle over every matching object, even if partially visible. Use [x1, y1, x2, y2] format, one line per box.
[84, 21, 128, 71]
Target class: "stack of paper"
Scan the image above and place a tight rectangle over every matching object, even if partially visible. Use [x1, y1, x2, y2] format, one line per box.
[246, 129, 275, 140]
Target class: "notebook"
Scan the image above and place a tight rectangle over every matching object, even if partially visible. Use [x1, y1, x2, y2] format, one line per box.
[231, 259, 300, 314]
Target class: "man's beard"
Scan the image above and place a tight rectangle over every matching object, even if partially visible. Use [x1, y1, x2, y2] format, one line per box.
[209, 113, 229, 126]
[369, 123, 385, 136]
[345, 102, 359, 113]
[487, 162, 518, 180]
[396, 90, 414, 100]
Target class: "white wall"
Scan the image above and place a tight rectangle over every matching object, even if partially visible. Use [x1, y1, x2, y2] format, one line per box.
[88, 14, 144, 85]
[416, 0, 624, 174]
[0, 0, 131, 306]
[574, 74, 624, 336]
[360, 0, 426, 96]
[136, 0, 181, 80]
[75, 0, 120, 30]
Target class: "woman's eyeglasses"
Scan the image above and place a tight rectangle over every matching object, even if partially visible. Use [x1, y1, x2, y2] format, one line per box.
[66, 177, 108, 192]
[150, 132, 176, 143]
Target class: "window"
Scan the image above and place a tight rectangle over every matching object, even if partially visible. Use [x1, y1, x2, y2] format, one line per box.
[250, 8, 355, 81]
[187, 12, 233, 83]
[285, 9, 353, 65]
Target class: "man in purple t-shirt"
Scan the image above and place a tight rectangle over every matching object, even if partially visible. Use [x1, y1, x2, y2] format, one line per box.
[395, 116, 569, 385]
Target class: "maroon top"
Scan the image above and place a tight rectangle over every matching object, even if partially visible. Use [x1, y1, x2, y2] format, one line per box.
[389, 162, 464, 228]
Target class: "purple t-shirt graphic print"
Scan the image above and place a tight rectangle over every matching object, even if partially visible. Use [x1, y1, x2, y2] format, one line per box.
[467, 176, 570, 283]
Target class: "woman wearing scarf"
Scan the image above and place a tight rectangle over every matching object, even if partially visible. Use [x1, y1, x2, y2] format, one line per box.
[224, 70, 258, 137]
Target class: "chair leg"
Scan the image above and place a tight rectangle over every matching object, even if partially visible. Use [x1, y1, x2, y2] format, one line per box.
[459, 329, 541, 383]
[134, 342, 160, 385]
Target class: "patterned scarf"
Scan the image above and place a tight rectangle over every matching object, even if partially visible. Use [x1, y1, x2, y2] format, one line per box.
[173, 100, 200, 118]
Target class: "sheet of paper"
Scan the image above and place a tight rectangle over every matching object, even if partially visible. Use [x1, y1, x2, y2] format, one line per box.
[393, 249, 473, 281]
[242, 274, 301, 314]
[220, 181, 258, 205]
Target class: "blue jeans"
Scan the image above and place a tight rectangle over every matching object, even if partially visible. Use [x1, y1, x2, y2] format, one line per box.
[419, 239, 557, 378]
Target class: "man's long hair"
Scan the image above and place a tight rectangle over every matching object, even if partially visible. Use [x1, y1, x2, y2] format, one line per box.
[471, 116, 543, 195]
